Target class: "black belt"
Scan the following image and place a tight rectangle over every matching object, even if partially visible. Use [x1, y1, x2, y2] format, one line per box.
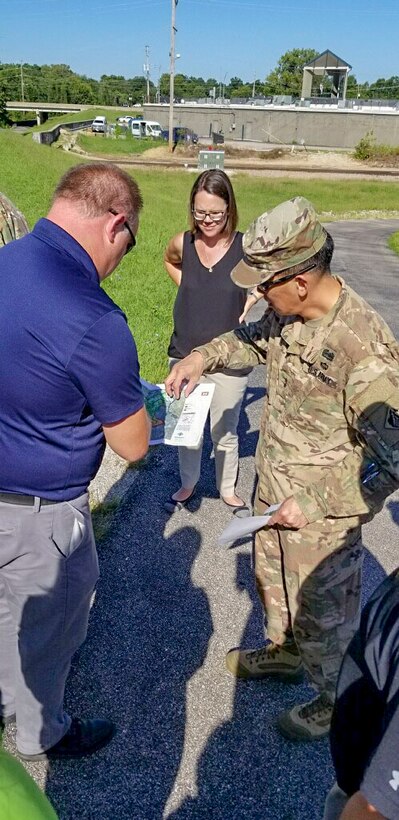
[0, 492, 56, 506]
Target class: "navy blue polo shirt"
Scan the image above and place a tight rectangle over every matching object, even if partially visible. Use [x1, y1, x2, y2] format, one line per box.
[0, 218, 143, 500]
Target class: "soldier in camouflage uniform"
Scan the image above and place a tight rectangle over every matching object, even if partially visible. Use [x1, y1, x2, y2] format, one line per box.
[0, 193, 29, 246]
[165, 197, 399, 741]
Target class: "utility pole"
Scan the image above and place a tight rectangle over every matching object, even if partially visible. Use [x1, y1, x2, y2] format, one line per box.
[221, 72, 227, 104]
[143, 45, 150, 104]
[20, 61, 25, 102]
[168, 0, 178, 152]
[252, 75, 256, 98]
[155, 65, 162, 104]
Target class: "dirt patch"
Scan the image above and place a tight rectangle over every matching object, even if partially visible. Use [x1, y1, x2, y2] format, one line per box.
[141, 143, 198, 160]
[367, 155, 399, 168]
[140, 143, 288, 163]
[139, 143, 374, 173]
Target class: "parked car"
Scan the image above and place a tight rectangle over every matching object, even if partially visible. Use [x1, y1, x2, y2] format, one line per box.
[161, 126, 198, 144]
[91, 116, 107, 133]
[116, 116, 133, 127]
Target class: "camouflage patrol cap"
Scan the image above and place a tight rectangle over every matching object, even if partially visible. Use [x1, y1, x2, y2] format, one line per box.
[0, 193, 29, 247]
[231, 196, 327, 288]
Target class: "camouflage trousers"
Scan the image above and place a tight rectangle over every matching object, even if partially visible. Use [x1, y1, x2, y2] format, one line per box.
[254, 491, 363, 697]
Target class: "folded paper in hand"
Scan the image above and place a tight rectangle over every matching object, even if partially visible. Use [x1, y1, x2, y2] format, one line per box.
[218, 503, 281, 545]
[141, 379, 215, 447]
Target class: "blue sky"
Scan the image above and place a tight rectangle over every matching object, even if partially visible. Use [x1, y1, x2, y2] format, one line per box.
[0, 0, 397, 86]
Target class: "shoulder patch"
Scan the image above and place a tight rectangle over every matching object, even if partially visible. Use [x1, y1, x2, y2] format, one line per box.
[321, 348, 335, 362]
[385, 408, 399, 430]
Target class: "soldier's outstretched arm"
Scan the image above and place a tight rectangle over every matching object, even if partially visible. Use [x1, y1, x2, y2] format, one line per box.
[293, 352, 399, 524]
[193, 315, 272, 374]
[165, 352, 205, 398]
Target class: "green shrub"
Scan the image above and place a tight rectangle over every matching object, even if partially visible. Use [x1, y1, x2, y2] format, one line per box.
[354, 131, 376, 160]
[354, 131, 399, 162]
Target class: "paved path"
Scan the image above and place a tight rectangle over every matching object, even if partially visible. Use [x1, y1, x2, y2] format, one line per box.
[5, 220, 399, 819]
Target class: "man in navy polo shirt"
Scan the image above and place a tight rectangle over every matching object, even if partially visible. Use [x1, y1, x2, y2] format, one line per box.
[0, 164, 150, 761]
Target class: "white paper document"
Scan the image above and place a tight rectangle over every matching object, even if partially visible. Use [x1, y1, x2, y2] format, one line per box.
[141, 380, 215, 447]
[218, 503, 282, 545]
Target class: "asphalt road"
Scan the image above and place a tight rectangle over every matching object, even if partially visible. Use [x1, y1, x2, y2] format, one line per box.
[4, 219, 399, 820]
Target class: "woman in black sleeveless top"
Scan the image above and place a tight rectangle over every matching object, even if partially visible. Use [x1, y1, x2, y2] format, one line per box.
[164, 170, 253, 516]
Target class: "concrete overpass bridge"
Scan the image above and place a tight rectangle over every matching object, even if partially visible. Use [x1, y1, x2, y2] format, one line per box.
[6, 101, 124, 125]
[6, 101, 90, 124]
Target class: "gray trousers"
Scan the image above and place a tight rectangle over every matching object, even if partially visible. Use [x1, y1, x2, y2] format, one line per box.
[0, 493, 99, 755]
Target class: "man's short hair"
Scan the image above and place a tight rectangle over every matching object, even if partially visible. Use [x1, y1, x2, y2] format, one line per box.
[52, 163, 143, 225]
[291, 231, 334, 277]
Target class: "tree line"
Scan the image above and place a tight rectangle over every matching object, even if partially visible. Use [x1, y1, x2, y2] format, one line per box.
[1, 49, 398, 117]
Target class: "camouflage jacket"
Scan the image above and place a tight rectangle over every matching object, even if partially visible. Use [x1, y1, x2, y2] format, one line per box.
[195, 278, 399, 523]
[0, 193, 29, 246]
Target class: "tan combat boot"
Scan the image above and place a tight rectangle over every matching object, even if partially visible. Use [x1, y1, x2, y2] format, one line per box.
[225, 641, 304, 682]
[277, 692, 334, 741]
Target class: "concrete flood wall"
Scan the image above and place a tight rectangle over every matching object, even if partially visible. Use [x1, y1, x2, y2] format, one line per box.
[144, 104, 399, 149]
[33, 120, 93, 145]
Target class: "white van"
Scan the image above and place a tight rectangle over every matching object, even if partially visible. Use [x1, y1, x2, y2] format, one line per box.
[130, 119, 162, 138]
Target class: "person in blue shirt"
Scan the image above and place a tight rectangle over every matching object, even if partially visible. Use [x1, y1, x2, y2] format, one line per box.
[0, 164, 149, 761]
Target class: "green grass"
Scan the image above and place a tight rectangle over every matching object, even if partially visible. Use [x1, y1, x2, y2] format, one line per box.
[30, 108, 143, 132]
[388, 232, 399, 255]
[0, 128, 83, 224]
[2, 127, 399, 382]
[77, 133, 163, 155]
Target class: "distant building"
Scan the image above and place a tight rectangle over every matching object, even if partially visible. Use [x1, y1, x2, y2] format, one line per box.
[301, 50, 352, 101]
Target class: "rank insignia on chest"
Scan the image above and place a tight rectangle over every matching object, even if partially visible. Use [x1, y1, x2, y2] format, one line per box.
[385, 407, 399, 429]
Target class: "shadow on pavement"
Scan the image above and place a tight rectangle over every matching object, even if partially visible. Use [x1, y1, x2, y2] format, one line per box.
[166, 545, 387, 820]
[44, 448, 212, 819]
